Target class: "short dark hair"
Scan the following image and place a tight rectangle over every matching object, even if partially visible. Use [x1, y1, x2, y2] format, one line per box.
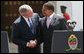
[60, 6, 67, 10]
[43, 2, 54, 11]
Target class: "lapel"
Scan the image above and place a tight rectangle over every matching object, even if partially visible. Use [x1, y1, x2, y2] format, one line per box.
[21, 16, 32, 33]
[49, 14, 59, 29]
[44, 17, 47, 29]
[31, 16, 36, 28]
[31, 16, 37, 34]
[50, 14, 56, 26]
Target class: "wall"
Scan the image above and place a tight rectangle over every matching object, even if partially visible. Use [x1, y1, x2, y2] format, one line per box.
[71, 1, 83, 31]
[56, 1, 72, 18]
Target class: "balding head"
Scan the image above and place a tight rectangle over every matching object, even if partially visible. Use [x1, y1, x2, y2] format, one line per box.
[19, 4, 33, 13]
[19, 4, 33, 18]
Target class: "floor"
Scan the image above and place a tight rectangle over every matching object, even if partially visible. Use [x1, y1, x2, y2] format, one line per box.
[9, 42, 43, 53]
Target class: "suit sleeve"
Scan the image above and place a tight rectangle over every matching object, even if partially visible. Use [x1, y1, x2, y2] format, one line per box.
[35, 14, 43, 45]
[11, 23, 27, 47]
[36, 19, 44, 45]
[60, 18, 68, 30]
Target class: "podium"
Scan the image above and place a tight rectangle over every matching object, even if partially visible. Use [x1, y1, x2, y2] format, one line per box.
[51, 30, 83, 53]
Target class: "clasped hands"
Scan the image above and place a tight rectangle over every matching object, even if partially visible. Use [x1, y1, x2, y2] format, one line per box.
[26, 40, 37, 48]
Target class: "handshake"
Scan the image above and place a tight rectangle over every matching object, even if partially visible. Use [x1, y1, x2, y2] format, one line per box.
[26, 40, 37, 48]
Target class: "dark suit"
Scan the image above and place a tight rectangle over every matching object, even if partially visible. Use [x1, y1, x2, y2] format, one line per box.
[39, 13, 68, 53]
[11, 13, 41, 53]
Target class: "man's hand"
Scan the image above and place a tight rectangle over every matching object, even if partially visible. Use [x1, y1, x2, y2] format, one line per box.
[26, 40, 37, 48]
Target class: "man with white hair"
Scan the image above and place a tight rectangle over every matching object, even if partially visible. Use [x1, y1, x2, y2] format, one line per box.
[12, 4, 41, 53]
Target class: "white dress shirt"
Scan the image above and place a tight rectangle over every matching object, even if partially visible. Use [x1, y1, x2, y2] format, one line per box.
[46, 12, 55, 28]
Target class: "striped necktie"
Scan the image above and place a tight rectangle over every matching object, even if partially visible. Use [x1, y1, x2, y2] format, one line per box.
[28, 18, 35, 34]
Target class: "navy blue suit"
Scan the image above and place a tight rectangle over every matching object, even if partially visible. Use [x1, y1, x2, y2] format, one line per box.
[11, 13, 41, 53]
[39, 13, 68, 53]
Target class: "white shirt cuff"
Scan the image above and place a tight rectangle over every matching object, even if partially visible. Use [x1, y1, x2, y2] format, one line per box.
[26, 42, 29, 46]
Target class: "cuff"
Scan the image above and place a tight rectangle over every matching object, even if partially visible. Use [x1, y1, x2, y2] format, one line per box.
[26, 42, 29, 46]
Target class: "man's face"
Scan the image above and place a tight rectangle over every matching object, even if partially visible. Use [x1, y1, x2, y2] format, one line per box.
[61, 9, 65, 13]
[25, 10, 33, 18]
[42, 6, 51, 17]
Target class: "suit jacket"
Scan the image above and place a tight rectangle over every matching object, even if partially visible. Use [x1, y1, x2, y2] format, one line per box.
[39, 13, 68, 53]
[11, 13, 41, 53]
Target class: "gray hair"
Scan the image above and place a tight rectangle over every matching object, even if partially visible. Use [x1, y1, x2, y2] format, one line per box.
[19, 4, 33, 13]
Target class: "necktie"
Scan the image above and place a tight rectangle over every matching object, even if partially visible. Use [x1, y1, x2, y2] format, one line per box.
[28, 18, 35, 34]
[46, 17, 50, 29]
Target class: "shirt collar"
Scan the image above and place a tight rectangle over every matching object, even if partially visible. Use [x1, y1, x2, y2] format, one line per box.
[47, 12, 55, 20]
[23, 16, 32, 21]
[23, 16, 28, 21]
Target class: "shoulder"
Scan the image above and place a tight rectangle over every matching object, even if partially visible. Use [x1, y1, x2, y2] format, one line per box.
[33, 13, 40, 17]
[13, 16, 22, 24]
[58, 17, 66, 22]
[32, 13, 40, 20]
[40, 17, 46, 21]
[54, 14, 66, 21]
